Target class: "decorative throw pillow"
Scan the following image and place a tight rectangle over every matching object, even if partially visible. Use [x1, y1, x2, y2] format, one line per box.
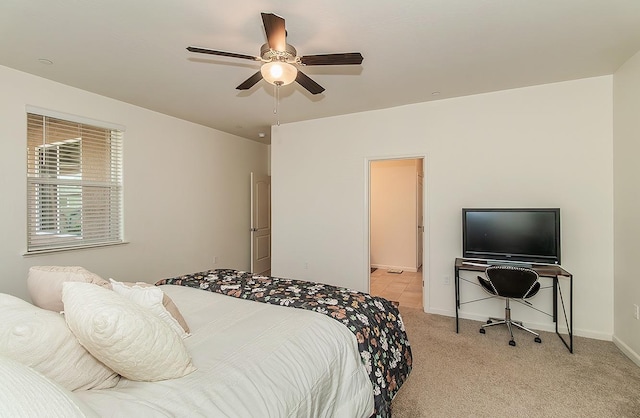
[62, 282, 196, 382]
[155, 286, 191, 334]
[27, 266, 110, 312]
[109, 279, 190, 338]
[0, 293, 120, 391]
[0, 355, 100, 418]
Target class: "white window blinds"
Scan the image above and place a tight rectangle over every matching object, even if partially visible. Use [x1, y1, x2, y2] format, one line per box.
[26, 112, 124, 253]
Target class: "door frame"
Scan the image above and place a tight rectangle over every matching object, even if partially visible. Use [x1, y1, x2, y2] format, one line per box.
[364, 154, 429, 312]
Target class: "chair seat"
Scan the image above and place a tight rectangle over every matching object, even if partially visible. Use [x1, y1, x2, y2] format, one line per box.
[477, 276, 541, 299]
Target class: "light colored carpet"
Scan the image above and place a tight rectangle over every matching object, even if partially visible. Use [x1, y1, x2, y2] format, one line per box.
[391, 308, 640, 417]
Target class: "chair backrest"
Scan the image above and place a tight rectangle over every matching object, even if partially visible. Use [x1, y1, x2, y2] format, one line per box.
[485, 265, 539, 299]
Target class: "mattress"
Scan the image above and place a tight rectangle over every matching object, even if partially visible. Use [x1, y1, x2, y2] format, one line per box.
[75, 284, 375, 417]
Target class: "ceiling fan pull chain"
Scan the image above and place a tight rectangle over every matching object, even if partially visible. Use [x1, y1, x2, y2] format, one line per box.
[274, 83, 278, 114]
[274, 83, 281, 126]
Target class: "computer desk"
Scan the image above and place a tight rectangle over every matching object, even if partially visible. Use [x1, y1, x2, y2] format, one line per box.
[454, 257, 573, 353]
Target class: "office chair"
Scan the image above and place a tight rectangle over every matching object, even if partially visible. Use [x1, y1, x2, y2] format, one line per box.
[477, 265, 543, 347]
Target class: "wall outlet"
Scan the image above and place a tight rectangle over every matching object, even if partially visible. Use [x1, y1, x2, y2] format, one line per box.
[443, 276, 450, 285]
[212, 256, 218, 264]
[634, 304, 639, 320]
[304, 262, 309, 270]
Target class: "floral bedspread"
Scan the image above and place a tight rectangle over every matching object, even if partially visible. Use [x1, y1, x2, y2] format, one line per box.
[156, 269, 412, 417]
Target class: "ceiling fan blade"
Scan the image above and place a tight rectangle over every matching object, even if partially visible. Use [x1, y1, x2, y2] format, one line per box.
[296, 71, 325, 95]
[300, 52, 364, 66]
[187, 46, 259, 61]
[261, 12, 286, 51]
[236, 71, 263, 90]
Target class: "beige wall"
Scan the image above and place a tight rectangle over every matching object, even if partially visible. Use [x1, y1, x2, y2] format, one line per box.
[272, 76, 614, 340]
[613, 50, 640, 366]
[370, 159, 420, 271]
[0, 65, 269, 301]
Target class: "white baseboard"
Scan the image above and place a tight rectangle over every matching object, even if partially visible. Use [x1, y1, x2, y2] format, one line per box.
[574, 328, 613, 341]
[424, 309, 613, 341]
[371, 264, 418, 273]
[613, 336, 640, 368]
[425, 307, 449, 316]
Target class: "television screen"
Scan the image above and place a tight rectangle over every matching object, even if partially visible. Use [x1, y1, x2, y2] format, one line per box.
[462, 208, 561, 264]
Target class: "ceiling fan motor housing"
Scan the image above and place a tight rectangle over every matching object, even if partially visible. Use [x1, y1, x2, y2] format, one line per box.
[260, 43, 298, 63]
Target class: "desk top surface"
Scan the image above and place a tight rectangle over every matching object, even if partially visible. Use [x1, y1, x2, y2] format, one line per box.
[455, 257, 572, 277]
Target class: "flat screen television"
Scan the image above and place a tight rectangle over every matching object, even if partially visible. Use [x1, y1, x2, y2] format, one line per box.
[462, 208, 561, 265]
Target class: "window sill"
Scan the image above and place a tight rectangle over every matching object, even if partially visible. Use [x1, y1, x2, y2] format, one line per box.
[23, 241, 130, 256]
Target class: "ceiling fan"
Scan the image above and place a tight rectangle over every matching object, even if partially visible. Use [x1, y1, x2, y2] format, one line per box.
[187, 12, 363, 95]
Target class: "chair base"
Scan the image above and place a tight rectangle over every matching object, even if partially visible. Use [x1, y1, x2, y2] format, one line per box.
[479, 300, 542, 346]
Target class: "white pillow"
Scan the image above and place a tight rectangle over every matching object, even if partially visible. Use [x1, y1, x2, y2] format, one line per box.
[27, 266, 110, 312]
[0, 293, 120, 391]
[62, 282, 196, 382]
[109, 278, 190, 338]
[0, 355, 100, 418]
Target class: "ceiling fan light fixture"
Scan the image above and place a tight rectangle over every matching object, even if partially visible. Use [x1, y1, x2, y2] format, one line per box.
[261, 61, 297, 86]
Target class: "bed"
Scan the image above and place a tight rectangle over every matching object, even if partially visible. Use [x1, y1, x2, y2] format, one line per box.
[4, 268, 412, 417]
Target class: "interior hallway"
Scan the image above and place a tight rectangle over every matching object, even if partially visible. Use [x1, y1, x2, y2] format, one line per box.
[369, 268, 423, 310]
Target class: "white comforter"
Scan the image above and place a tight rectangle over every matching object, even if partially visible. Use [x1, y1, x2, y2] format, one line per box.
[75, 285, 374, 417]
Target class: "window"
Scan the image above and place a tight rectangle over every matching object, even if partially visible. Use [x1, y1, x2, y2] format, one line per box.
[26, 110, 124, 253]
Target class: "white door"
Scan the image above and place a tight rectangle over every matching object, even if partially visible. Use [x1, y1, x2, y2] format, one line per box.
[250, 173, 271, 274]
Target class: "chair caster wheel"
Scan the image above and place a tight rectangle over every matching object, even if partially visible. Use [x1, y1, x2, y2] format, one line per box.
[486, 320, 492, 324]
[534, 337, 542, 343]
[479, 328, 486, 334]
[509, 340, 516, 347]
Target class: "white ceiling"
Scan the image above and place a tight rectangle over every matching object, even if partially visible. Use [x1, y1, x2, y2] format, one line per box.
[2, 1, 640, 144]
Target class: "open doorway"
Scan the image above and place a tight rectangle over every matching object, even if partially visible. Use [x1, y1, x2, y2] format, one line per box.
[368, 158, 424, 310]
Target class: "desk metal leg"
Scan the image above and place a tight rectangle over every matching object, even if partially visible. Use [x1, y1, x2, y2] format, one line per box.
[454, 266, 460, 333]
[553, 277, 558, 323]
[569, 275, 573, 353]
[554, 275, 574, 353]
